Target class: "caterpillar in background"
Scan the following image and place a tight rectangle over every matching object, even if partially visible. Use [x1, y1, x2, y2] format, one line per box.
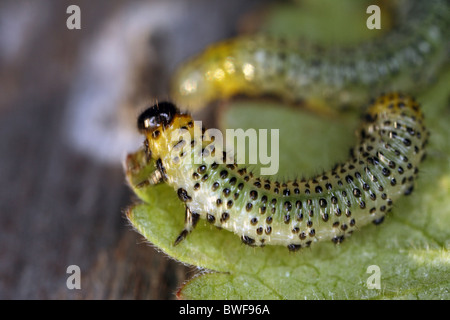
[170, 0, 449, 111]
[134, 93, 428, 251]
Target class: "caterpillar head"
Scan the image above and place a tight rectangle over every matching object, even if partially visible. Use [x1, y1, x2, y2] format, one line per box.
[137, 102, 178, 133]
[138, 102, 192, 160]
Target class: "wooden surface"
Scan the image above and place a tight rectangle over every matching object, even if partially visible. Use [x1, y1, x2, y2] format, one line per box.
[0, 0, 264, 299]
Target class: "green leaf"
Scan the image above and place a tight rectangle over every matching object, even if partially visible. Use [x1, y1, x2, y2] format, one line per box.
[256, 0, 389, 45]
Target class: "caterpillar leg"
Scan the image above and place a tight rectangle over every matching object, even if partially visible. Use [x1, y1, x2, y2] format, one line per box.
[135, 169, 163, 189]
[174, 206, 200, 246]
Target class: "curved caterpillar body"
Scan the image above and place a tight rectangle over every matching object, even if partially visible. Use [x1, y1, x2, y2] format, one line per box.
[135, 93, 428, 251]
[171, 0, 449, 111]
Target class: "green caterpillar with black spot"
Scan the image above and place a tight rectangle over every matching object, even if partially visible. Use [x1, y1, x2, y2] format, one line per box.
[134, 93, 428, 251]
[170, 0, 449, 112]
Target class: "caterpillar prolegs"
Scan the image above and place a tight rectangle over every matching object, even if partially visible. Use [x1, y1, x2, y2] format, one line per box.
[170, 0, 449, 111]
[134, 93, 428, 251]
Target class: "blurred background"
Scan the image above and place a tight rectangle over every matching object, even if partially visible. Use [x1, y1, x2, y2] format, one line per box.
[0, 0, 266, 299]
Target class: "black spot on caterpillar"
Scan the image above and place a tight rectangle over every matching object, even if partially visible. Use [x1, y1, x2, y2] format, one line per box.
[170, 0, 449, 111]
[135, 93, 428, 250]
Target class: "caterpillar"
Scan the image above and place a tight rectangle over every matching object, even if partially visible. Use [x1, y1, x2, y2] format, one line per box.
[170, 0, 449, 111]
[134, 93, 428, 251]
